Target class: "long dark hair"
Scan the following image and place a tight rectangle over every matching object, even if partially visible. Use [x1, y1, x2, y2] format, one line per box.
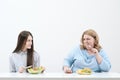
[13, 30, 34, 67]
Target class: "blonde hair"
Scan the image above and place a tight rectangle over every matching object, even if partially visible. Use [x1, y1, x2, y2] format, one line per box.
[80, 29, 102, 52]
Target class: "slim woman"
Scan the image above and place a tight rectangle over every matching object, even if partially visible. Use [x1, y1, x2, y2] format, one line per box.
[9, 30, 41, 73]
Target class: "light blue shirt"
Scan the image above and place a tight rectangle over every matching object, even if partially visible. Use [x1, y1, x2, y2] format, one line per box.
[63, 45, 111, 72]
[9, 51, 40, 72]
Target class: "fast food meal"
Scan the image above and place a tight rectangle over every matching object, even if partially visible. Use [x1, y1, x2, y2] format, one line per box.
[76, 68, 92, 75]
[28, 66, 45, 74]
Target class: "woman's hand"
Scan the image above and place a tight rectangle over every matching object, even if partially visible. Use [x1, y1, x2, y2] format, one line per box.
[91, 48, 98, 55]
[40, 66, 45, 73]
[63, 66, 72, 73]
[18, 67, 25, 73]
[91, 48, 102, 64]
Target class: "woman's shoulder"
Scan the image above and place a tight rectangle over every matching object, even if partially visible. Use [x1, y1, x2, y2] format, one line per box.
[99, 48, 108, 55]
[33, 51, 40, 56]
[9, 52, 17, 56]
[72, 44, 81, 50]
[9, 52, 18, 59]
[70, 44, 83, 53]
[74, 44, 85, 51]
[99, 48, 105, 53]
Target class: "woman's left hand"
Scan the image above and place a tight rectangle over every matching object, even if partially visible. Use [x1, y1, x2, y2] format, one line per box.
[91, 48, 98, 55]
[91, 48, 102, 64]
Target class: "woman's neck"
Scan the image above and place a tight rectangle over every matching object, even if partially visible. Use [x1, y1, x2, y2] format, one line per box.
[87, 49, 93, 54]
[21, 48, 27, 52]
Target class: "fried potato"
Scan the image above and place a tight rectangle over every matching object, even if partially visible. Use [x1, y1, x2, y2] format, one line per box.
[28, 66, 45, 74]
[76, 68, 92, 75]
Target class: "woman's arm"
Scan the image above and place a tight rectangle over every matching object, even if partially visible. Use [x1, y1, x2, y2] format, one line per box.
[63, 45, 79, 73]
[33, 52, 40, 67]
[9, 53, 16, 72]
[98, 49, 111, 72]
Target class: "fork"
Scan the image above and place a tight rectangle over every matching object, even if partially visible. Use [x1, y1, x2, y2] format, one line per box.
[24, 65, 32, 69]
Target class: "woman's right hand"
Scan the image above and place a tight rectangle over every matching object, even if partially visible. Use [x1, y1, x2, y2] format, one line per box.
[63, 66, 72, 73]
[18, 67, 25, 73]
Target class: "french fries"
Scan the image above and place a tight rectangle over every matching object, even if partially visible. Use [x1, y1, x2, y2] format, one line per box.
[76, 68, 92, 75]
[28, 66, 45, 74]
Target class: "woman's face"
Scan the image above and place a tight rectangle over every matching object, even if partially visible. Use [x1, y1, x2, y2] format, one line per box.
[23, 35, 33, 51]
[83, 34, 95, 50]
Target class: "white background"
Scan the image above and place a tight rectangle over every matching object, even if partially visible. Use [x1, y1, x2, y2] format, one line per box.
[0, 0, 120, 73]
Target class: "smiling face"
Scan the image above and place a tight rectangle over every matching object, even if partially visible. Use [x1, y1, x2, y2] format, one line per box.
[83, 34, 95, 50]
[22, 35, 33, 51]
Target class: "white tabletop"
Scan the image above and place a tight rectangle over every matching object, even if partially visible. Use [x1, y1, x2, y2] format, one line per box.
[0, 72, 120, 80]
